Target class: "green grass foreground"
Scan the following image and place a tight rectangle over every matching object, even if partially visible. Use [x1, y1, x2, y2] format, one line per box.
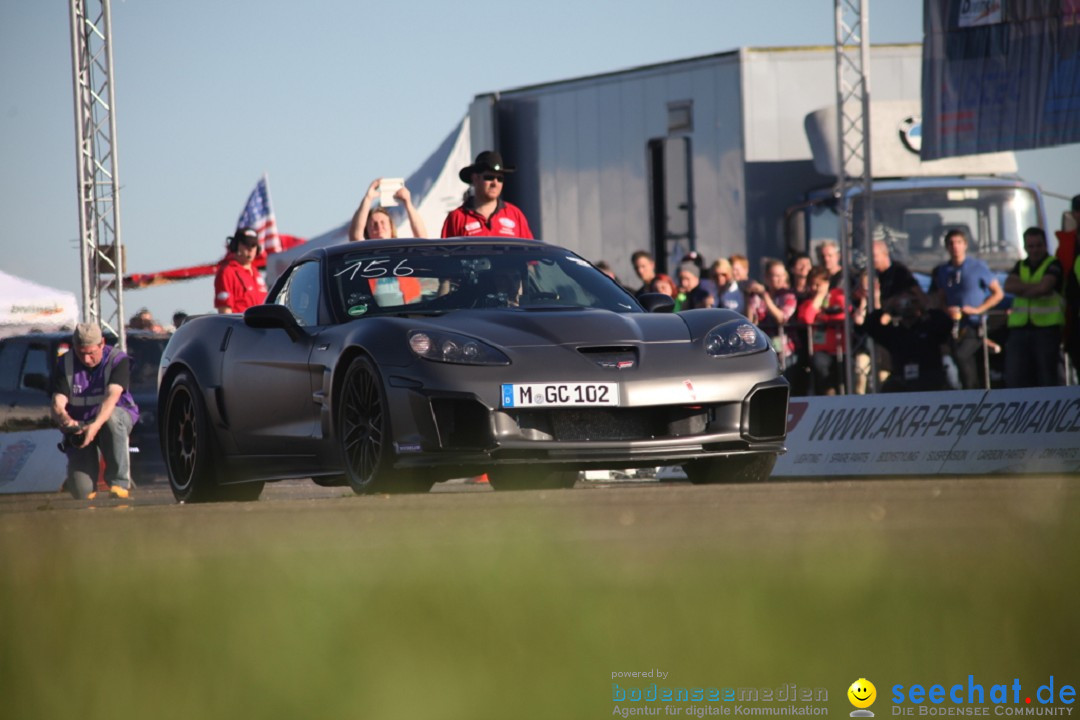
[1, 481, 1078, 720]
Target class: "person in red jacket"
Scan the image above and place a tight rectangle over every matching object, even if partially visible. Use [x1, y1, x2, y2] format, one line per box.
[214, 227, 267, 313]
[797, 266, 848, 395]
[441, 151, 534, 239]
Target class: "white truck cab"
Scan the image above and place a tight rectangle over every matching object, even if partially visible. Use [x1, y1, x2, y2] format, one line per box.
[785, 101, 1048, 277]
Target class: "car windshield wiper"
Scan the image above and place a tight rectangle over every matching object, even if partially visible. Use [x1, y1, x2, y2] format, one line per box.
[520, 304, 585, 312]
[380, 308, 453, 317]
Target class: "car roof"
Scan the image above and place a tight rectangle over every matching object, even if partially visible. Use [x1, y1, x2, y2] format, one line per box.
[301, 237, 564, 264]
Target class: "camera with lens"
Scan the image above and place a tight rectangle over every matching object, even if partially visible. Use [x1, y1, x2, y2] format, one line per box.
[57, 424, 87, 452]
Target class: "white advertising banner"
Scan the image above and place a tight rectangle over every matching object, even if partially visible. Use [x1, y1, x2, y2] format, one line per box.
[774, 387, 1080, 477]
[0, 430, 67, 494]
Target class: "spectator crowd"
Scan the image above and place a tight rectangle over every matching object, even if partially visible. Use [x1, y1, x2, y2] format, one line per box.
[625, 225, 1075, 395]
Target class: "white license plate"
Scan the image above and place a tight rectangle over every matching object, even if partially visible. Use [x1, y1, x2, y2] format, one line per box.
[501, 382, 620, 408]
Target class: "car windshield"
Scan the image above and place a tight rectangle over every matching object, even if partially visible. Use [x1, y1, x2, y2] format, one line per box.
[326, 243, 641, 319]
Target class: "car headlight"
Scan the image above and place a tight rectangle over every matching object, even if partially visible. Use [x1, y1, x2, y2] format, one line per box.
[704, 320, 770, 358]
[408, 330, 510, 366]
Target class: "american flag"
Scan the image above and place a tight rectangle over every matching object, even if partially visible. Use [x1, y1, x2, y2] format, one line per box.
[236, 174, 282, 253]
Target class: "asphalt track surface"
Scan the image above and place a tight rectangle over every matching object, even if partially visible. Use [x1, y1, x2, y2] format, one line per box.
[2, 475, 1076, 537]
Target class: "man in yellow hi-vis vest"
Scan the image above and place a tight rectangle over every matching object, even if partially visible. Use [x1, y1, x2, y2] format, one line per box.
[1004, 227, 1065, 387]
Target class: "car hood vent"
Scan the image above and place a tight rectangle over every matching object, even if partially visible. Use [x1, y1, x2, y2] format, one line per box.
[577, 345, 638, 370]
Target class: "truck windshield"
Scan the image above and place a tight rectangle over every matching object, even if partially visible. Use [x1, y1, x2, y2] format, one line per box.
[807, 186, 1041, 275]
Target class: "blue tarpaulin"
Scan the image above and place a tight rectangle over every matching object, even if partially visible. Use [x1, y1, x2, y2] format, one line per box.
[922, 0, 1080, 158]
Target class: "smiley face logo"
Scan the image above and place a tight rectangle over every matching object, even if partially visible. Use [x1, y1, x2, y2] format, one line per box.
[848, 678, 877, 709]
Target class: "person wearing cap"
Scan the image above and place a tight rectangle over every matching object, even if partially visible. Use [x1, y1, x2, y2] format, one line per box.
[441, 151, 534, 239]
[348, 177, 428, 242]
[682, 251, 720, 306]
[50, 323, 140, 500]
[675, 261, 715, 311]
[214, 226, 268, 314]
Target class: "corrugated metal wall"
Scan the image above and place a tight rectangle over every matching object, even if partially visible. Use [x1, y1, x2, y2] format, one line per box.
[487, 45, 924, 281]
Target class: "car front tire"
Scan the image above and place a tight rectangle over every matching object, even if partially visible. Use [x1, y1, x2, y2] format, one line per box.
[338, 356, 432, 494]
[162, 371, 264, 503]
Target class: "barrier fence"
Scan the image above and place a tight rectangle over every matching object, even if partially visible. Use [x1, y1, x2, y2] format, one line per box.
[767, 308, 1076, 396]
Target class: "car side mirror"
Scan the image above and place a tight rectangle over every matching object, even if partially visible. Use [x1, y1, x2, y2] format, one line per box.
[638, 292, 675, 313]
[243, 304, 305, 342]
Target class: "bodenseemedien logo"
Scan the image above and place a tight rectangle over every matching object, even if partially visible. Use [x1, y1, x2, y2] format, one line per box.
[849, 678, 877, 717]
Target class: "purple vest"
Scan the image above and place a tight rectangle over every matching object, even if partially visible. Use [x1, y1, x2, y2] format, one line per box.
[63, 345, 140, 425]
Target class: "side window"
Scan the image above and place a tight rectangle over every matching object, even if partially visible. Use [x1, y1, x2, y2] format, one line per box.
[0, 341, 26, 392]
[276, 261, 321, 327]
[126, 337, 166, 393]
[20, 343, 52, 393]
[532, 260, 589, 306]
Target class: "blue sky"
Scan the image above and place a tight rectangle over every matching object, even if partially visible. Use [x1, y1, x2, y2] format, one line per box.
[2, 1, 1077, 325]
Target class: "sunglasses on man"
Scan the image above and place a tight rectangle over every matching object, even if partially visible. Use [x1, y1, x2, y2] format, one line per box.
[481, 173, 504, 183]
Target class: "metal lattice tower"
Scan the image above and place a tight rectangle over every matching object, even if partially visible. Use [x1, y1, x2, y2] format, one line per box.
[833, 0, 873, 393]
[69, 0, 126, 349]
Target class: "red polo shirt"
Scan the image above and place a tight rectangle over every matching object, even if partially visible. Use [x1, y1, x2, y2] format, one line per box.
[441, 198, 534, 239]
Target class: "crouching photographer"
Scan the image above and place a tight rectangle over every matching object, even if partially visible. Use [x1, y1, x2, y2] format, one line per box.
[50, 323, 140, 500]
[863, 293, 953, 393]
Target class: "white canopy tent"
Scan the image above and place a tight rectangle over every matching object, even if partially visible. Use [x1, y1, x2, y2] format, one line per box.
[0, 270, 79, 338]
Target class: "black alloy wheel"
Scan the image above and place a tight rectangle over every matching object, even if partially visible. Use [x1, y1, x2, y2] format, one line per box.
[338, 356, 432, 494]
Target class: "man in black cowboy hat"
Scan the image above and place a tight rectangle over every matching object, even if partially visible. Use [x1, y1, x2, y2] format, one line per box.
[441, 150, 534, 239]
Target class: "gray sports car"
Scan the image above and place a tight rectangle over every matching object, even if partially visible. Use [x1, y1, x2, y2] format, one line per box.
[157, 238, 788, 502]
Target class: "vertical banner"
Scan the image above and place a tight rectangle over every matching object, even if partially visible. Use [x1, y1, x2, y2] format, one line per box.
[922, 0, 1080, 159]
